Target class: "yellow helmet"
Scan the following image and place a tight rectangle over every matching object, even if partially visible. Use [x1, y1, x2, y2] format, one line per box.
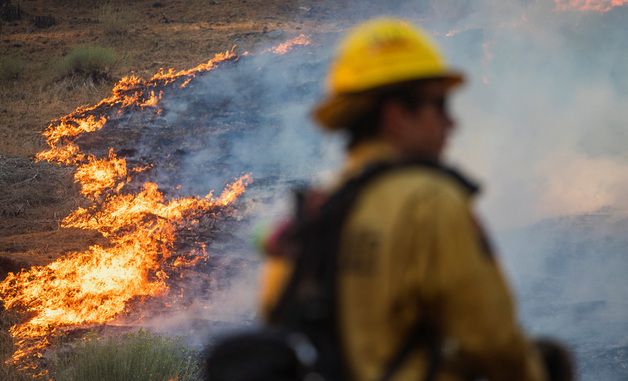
[313, 18, 464, 130]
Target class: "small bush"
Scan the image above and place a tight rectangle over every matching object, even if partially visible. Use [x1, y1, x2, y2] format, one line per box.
[55, 46, 116, 81]
[0, 56, 26, 81]
[50, 330, 201, 381]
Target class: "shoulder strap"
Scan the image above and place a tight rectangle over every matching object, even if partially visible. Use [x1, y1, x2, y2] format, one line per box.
[378, 320, 441, 381]
[323, 157, 479, 218]
[268, 160, 408, 323]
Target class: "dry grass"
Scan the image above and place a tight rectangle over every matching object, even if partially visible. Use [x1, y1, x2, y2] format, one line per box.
[0, 78, 111, 157]
[0, 0, 317, 154]
[0, 310, 203, 381]
[0, 306, 29, 381]
[0, 56, 26, 82]
[0, 154, 84, 241]
[98, 2, 135, 37]
[0, 157, 72, 218]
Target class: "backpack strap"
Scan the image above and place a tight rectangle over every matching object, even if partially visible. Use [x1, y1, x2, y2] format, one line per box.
[378, 320, 441, 381]
[268, 160, 409, 323]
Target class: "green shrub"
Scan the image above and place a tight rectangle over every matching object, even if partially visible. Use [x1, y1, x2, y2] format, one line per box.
[0, 56, 25, 81]
[50, 330, 201, 381]
[55, 46, 116, 81]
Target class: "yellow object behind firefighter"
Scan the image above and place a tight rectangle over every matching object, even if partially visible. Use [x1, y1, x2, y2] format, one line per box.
[314, 18, 464, 130]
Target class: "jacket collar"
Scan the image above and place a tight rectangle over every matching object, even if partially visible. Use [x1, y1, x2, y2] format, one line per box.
[341, 140, 400, 181]
[339, 139, 480, 196]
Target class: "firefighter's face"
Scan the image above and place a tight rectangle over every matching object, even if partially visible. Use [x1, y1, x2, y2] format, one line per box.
[382, 81, 455, 160]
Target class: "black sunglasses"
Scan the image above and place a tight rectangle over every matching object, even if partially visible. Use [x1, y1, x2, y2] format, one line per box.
[415, 95, 449, 116]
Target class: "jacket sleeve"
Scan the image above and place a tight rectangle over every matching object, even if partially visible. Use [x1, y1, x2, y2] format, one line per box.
[421, 188, 547, 381]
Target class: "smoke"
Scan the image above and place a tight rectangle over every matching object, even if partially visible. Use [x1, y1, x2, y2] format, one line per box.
[128, 40, 345, 346]
[115, 1, 628, 379]
[143, 265, 261, 348]
[441, 2, 628, 229]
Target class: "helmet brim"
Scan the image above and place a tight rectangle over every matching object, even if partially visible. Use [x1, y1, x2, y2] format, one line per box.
[313, 71, 465, 131]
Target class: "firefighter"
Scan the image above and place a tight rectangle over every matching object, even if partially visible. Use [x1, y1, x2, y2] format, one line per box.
[260, 18, 559, 381]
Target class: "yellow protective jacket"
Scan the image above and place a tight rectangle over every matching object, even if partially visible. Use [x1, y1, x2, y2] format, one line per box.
[260, 140, 547, 381]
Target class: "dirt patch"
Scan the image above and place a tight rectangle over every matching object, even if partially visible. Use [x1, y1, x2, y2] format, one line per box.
[0, 228, 106, 270]
[0, 156, 75, 226]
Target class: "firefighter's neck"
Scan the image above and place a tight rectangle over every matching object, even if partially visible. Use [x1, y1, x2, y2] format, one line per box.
[342, 139, 399, 179]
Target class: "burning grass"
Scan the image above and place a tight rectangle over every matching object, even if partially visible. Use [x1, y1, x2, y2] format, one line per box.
[0, 174, 252, 372]
[49, 330, 201, 381]
[0, 48, 252, 375]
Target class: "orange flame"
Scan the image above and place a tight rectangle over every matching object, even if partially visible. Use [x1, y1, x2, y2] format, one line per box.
[0, 165, 252, 369]
[270, 34, 312, 55]
[41, 115, 107, 148]
[74, 149, 128, 198]
[0, 174, 252, 363]
[35, 142, 84, 165]
[554, 0, 627, 12]
[140, 90, 163, 108]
